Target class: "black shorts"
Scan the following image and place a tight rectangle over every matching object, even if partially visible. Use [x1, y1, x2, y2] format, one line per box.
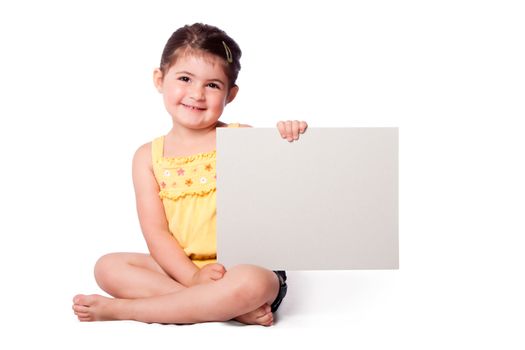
[270, 271, 288, 312]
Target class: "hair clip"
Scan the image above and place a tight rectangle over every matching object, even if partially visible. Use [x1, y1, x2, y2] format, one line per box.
[222, 41, 233, 63]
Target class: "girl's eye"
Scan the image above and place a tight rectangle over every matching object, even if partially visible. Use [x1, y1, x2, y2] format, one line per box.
[207, 83, 220, 89]
[178, 76, 190, 82]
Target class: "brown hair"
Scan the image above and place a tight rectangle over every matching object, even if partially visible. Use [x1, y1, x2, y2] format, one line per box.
[160, 23, 242, 88]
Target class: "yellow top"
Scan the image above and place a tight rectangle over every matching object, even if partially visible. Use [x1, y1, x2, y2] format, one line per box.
[151, 123, 240, 268]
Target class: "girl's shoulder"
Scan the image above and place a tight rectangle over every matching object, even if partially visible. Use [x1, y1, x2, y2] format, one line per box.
[133, 141, 154, 170]
[135, 140, 153, 156]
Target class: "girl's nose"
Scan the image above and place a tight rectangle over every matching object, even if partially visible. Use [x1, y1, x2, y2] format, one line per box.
[189, 85, 205, 100]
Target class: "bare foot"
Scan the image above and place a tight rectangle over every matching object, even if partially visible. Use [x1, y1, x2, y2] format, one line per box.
[72, 294, 123, 322]
[234, 303, 273, 326]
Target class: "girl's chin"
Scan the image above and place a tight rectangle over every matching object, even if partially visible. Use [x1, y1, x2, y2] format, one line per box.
[173, 118, 219, 129]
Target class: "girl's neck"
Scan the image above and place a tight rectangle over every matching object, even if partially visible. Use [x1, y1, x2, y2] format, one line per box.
[164, 121, 226, 157]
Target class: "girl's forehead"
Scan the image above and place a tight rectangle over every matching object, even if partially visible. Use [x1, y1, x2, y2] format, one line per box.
[167, 51, 227, 80]
[173, 48, 225, 69]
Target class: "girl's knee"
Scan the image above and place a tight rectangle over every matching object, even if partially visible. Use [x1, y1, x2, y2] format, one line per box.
[227, 265, 279, 305]
[94, 253, 124, 283]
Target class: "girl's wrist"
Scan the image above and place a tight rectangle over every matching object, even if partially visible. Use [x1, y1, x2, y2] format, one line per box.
[187, 270, 200, 287]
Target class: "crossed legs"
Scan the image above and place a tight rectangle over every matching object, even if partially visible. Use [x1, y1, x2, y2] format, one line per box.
[72, 253, 280, 326]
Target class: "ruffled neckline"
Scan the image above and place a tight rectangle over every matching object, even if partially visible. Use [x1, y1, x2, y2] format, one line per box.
[160, 150, 217, 165]
[158, 135, 216, 165]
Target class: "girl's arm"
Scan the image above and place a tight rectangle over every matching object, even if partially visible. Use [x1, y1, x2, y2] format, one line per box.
[132, 143, 221, 287]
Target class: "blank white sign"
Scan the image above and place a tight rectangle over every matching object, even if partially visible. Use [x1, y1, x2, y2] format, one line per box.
[216, 128, 398, 270]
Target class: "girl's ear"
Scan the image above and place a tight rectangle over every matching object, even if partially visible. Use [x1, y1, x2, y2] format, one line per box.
[226, 85, 239, 104]
[153, 68, 164, 93]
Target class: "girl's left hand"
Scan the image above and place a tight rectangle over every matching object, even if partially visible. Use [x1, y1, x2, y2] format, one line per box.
[276, 120, 308, 142]
[190, 263, 226, 286]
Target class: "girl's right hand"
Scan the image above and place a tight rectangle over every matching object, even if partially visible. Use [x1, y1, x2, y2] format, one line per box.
[190, 263, 226, 286]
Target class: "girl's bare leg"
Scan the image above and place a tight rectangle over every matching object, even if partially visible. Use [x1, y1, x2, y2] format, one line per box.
[93, 253, 185, 298]
[77, 254, 276, 325]
[73, 264, 279, 325]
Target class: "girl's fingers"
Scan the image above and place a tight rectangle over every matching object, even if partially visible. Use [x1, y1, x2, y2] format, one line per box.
[299, 121, 308, 133]
[212, 270, 225, 280]
[292, 120, 300, 140]
[277, 120, 308, 141]
[212, 263, 225, 273]
[206, 264, 225, 280]
[285, 121, 293, 141]
[276, 121, 287, 138]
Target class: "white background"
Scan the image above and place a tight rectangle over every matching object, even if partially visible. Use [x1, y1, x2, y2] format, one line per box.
[0, 0, 524, 348]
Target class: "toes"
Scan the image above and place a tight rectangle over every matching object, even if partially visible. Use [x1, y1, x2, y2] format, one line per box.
[72, 296, 93, 321]
[78, 315, 92, 322]
[255, 304, 271, 317]
[234, 304, 274, 326]
[73, 304, 89, 313]
[257, 312, 274, 326]
[254, 305, 268, 318]
[74, 294, 99, 307]
[73, 294, 85, 304]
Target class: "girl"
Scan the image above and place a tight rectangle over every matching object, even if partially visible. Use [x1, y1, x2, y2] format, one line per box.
[72, 23, 307, 326]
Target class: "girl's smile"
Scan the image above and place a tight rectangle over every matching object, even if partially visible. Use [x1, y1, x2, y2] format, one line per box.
[181, 103, 206, 111]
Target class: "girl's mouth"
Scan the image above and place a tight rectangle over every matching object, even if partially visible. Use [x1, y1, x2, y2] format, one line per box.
[182, 103, 206, 111]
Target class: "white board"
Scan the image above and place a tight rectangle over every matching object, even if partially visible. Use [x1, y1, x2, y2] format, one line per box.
[216, 128, 398, 270]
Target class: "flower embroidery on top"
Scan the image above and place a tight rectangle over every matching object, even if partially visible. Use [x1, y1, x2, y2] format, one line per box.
[154, 136, 218, 202]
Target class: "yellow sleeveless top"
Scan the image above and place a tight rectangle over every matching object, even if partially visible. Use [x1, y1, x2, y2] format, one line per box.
[151, 123, 240, 268]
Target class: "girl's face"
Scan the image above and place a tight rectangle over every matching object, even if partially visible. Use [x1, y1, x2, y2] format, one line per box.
[154, 52, 238, 131]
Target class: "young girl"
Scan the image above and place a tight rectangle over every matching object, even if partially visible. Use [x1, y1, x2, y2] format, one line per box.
[72, 23, 307, 326]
